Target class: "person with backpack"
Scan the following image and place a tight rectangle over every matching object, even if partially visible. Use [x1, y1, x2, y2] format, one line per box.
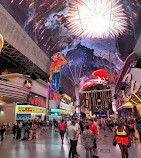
[82, 123, 94, 158]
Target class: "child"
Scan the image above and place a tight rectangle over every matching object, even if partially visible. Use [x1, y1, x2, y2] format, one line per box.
[82, 124, 94, 158]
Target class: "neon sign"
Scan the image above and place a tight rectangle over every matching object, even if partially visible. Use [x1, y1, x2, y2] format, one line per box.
[24, 80, 32, 89]
[122, 73, 141, 101]
[27, 93, 46, 108]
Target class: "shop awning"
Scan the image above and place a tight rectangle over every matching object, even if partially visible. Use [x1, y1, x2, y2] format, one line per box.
[118, 102, 133, 110]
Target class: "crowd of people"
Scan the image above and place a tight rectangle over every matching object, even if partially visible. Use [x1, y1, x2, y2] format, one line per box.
[0, 116, 141, 158]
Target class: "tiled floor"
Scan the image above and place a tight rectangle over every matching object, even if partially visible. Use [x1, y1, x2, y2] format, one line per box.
[0, 128, 141, 158]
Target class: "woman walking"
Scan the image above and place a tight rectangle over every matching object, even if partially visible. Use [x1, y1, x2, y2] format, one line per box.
[82, 124, 94, 158]
[113, 119, 131, 158]
[59, 120, 66, 144]
[30, 122, 37, 140]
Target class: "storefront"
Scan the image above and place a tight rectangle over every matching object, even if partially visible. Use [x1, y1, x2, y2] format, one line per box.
[60, 102, 70, 119]
[117, 102, 133, 118]
[48, 109, 61, 121]
[0, 73, 48, 126]
[16, 105, 46, 121]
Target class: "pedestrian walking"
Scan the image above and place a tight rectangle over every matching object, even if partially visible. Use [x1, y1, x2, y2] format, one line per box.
[12, 123, 17, 139]
[0, 123, 6, 141]
[89, 119, 99, 158]
[68, 121, 77, 158]
[82, 123, 94, 158]
[136, 118, 141, 143]
[75, 119, 80, 157]
[16, 123, 21, 139]
[102, 118, 107, 137]
[113, 119, 131, 158]
[59, 120, 66, 144]
[79, 119, 84, 134]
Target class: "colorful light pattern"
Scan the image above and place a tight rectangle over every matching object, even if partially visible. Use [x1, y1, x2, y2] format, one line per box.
[93, 69, 117, 82]
[80, 77, 107, 91]
[66, 0, 128, 38]
[8, 0, 141, 87]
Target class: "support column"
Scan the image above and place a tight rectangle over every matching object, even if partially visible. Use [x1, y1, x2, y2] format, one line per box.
[75, 85, 80, 114]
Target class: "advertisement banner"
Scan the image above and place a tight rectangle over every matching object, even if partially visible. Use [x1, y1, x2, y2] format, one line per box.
[17, 106, 46, 114]
[60, 102, 70, 111]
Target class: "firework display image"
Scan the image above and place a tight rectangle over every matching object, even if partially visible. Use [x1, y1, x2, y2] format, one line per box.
[66, 0, 128, 39]
[0, 0, 141, 88]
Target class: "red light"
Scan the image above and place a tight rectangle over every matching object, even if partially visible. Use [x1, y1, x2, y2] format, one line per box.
[93, 70, 110, 81]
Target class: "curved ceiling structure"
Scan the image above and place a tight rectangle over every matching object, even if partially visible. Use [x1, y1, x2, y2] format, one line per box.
[1, 0, 141, 88]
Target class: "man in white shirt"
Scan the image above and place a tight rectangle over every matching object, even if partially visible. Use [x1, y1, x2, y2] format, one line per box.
[66, 119, 72, 137]
[68, 121, 77, 158]
[75, 120, 80, 156]
[67, 119, 72, 127]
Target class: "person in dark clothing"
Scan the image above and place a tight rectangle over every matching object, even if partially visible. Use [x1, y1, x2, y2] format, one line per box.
[79, 119, 84, 134]
[54, 119, 58, 132]
[40, 121, 43, 132]
[137, 119, 141, 143]
[24, 122, 30, 139]
[12, 124, 17, 139]
[16, 124, 21, 139]
[0, 123, 6, 141]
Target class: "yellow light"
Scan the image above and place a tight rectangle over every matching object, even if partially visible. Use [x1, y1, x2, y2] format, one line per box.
[0, 34, 4, 53]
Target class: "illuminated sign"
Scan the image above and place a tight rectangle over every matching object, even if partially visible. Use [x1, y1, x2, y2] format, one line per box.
[27, 93, 46, 108]
[51, 109, 61, 113]
[17, 106, 46, 114]
[51, 113, 59, 116]
[24, 80, 32, 89]
[61, 109, 70, 114]
[60, 102, 70, 111]
[122, 73, 141, 102]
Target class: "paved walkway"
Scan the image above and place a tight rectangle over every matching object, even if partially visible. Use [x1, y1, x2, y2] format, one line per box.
[0, 128, 141, 158]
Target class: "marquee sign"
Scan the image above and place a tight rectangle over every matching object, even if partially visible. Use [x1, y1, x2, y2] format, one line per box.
[27, 93, 46, 108]
[17, 106, 46, 114]
[60, 102, 70, 111]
